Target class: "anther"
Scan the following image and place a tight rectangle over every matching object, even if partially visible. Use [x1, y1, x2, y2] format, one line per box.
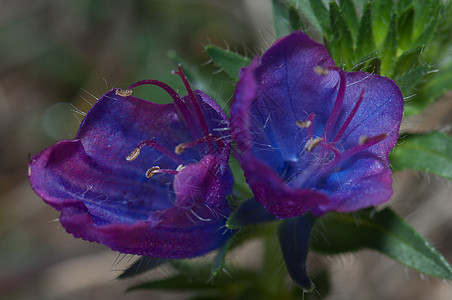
[176, 164, 185, 171]
[126, 148, 141, 161]
[146, 166, 161, 178]
[314, 66, 329, 76]
[175, 143, 186, 155]
[116, 89, 133, 97]
[305, 137, 324, 152]
[296, 120, 312, 128]
[359, 136, 369, 145]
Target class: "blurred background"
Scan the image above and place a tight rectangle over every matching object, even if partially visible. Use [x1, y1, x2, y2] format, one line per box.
[1, 0, 452, 299]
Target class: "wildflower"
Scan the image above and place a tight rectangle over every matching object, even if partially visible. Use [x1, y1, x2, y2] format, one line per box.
[28, 67, 232, 258]
[231, 31, 403, 218]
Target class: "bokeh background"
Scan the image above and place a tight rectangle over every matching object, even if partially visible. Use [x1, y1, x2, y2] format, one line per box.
[1, 0, 452, 299]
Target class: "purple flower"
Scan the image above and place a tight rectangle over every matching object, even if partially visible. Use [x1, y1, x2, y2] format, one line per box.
[28, 67, 232, 258]
[231, 31, 403, 218]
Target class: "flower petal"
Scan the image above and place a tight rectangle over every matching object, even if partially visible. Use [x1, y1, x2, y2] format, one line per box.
[29, 87, 232, 258]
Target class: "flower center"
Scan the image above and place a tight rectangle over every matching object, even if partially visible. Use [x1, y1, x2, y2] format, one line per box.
[120, 65, 220, 179]
[288, 66, 388, 188]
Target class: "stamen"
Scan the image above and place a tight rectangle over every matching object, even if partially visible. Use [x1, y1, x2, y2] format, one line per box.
[296, 120, 312, 128]
[146, 166, 161, 178]
[297, 113, 315, 140]
[126, 148, 141, 161]
[146, 166, 179, 178]
[126, 140, 185, 164]
[176, 164, 185, 171]
[175, 134, 223, 155]
[314, 66, 329, 76]
[323, 68, 346, 140]
[341, 133, 388, 162]
[173, 65, 213, 151]
[332, 89, 366, 143]
[305, 137, 324, 152]
[115, 89, 133, 97]
[359, 136, 370, 145]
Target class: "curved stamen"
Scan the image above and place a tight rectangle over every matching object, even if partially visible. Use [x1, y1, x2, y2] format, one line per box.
[146, 166, 179, 178]
[127, 79, 197, 137]
[332, 88, 366, 143]
[126, 140, 185, 164]
[340, 133, 388, 162]
[173, 65, 212, 142]
[297, 113, 316, 141]
[175, 134, 224, 155]
[323, 68, 346, 140]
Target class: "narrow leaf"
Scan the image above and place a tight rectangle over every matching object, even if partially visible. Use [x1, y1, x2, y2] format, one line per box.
[272, 0, 292, 38]
[394, 64, 430, 97]
[339, 0, 359, 39]
[328, 1, 354, 68]
[118, 256, 167, 279]
[311, 208, 452, 279]
[414, 3, 443, 46]
[293, 0, 323, 37]
[372, 0, 394, 45]
[356, 2, 375, 58]
[391, 46, 423, 79]
[288, 3, 305, 31]
[309, 0, 331, 34]
[226, 198, 276, 229]
[397, 5, 414, 50]
[204, 45, 251, 81]
[390, 131, 452, 181]
[380, 11, 397, 75]
[279, 214, 316, 291]
[210, 239, 232, 278]
[406, 61, 452, 116]
[413, 0, 440, 37]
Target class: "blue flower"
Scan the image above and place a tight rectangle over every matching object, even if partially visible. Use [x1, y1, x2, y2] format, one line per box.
[231, 31, 404, 218]
[28, 67, 233, 258]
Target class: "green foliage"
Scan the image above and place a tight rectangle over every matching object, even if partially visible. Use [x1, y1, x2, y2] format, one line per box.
[310, 208, 452, 279]
[204, 45, 251, 81]
[390, 131, 452, 181]
[118, 257, 168, 279]
[271, 0, 452, 116]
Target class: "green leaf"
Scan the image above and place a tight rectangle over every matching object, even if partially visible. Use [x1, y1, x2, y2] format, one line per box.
[272, 0, 292, 38]
[371, 0, 394, 46]
[127, 267, 255, 292]
[292, 0, 323, 37]
[414, 1, 442, 46]
[391, 46, 423, 79]
[394, 64, 430, 97]
[406, 61, 452, 116]
[328, 1, 354, 68]
[288, 3, 305, 31]
[210, 239, 231, 278]
[204, 45, 251, 81]
[339, 0, 359, 39]
[390, 131, 452, 181]
[380, 11, 397, 75]
[397, 5, 414, 50]
[356, 2, 375, 58]
[309, 0, 331, 35]
[118, 256, 168, 279]
[310, 208, 452, 279]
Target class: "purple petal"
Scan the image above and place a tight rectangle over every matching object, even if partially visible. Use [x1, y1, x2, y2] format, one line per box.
[29, 86, 232, 258]
[231, 31, 403, 218]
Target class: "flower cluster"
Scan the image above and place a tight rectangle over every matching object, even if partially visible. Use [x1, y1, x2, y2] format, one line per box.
[29, 32, 403, 259]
